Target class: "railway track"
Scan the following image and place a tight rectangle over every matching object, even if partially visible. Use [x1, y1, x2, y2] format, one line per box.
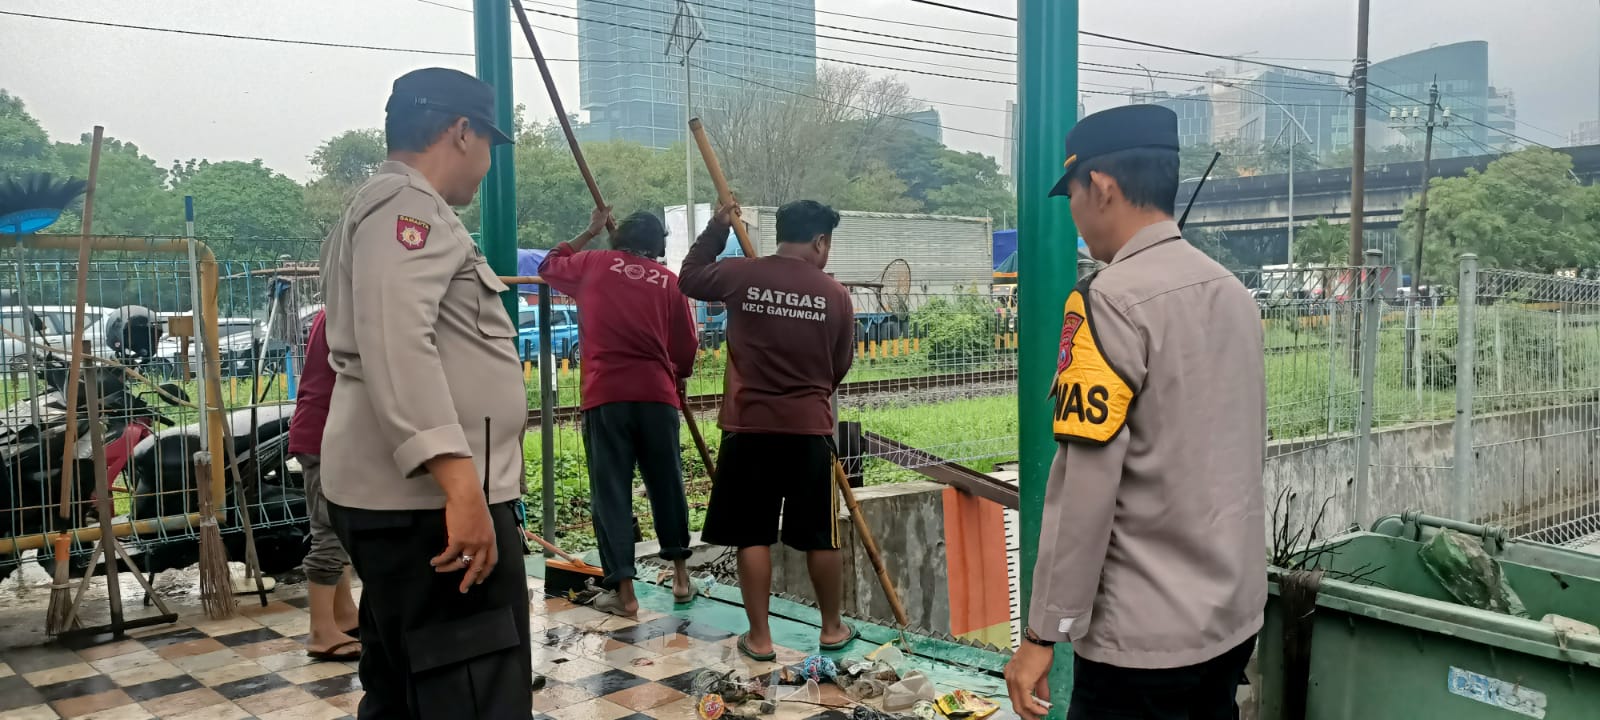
[525, 368, 1019, 425]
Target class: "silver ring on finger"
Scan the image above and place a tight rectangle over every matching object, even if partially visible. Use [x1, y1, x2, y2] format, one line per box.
[461, 554, 474, 565]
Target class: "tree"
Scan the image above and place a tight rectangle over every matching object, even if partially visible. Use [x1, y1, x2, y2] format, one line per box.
[304, 129, 387, 236]
[1324, 143, 1423, 169]
[51, 134, 181, 237]
[1185, 228, 1241, 268]
[1293, 218, 1349, 266]
[1407, 147, 1600, 280]
[176, 160, 311, 256]
[705, 66, 920, 208]
[0, 90, 64, 177]
[923, 150, 1014, 221]
[309, 129, 385, 186]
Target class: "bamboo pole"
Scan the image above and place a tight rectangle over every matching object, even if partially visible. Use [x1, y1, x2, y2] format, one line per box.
[688, 116, 910, 628]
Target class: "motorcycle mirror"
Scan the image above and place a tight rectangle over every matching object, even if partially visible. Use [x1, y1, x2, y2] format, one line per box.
[157, 383, 191, 404]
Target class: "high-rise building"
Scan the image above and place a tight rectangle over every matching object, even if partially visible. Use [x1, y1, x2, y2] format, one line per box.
[1131, 89, 1214, 150]
[900, 108, 943, 144]
[1484, 87, 1518, 150]
[1207, 68, 1344, 160]
[1348, 41, 1493, 159]
[577, 0, 817, 149]
[1571, 120, 1600, 146]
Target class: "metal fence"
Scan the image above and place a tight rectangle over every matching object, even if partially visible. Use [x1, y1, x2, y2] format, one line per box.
[0, 244, 321, 583]
[523, 286, 1022, 550]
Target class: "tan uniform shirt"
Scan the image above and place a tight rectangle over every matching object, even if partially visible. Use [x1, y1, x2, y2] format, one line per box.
[1028, 220, 1267, 669]
[318, 160, 526, 511]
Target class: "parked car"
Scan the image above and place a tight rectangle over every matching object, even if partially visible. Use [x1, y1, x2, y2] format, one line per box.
[515, 299, 579, 365]
[0, 305, 120, 371]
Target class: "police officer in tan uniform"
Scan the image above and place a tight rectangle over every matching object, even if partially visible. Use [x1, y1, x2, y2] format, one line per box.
[319, 67, 531, 719]
[1004, 105, 1267, 720]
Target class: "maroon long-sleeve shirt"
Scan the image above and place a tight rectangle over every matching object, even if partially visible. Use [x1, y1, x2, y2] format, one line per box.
[678, 220, 854, 435]
[287, 310, 332, 456]
[539, 243, 699, 411]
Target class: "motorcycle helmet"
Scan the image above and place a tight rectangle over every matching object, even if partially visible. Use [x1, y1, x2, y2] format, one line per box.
[104, 305, 161, 359]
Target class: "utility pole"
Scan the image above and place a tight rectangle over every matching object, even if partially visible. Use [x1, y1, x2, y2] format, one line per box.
[1393, 79, 1448, 290]
[1348, 0, 1371, 266]
[669, 1, 705, 235]
[1393, 80, 1448, 387]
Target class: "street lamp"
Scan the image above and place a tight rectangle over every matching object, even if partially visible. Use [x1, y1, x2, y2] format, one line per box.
[1222, 81, 1314, 265]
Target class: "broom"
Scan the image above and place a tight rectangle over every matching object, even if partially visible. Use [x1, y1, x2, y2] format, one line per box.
[183, 202, 233, 618]
[48, 127, 105, 635]
[193, 451, 235, 619]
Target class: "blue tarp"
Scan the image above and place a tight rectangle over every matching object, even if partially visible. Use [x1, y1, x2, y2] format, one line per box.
[992, 229, 1017, 271]
[518, 248, 548, 277]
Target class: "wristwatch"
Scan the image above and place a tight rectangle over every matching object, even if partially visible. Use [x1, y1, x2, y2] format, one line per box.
[1023, 627, 1056, 648]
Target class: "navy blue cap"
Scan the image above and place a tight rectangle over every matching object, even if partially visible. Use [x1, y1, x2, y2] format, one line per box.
[386, 68, 514, 146]
[1048, 104, 1179, 197]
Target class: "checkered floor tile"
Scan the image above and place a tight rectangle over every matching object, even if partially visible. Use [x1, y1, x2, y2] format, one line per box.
[0, 577, 882, 720]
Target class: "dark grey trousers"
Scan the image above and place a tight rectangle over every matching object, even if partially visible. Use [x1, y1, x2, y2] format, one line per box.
[580, 401, 692, 588]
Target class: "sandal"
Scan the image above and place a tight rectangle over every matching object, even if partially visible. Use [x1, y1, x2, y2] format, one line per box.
[591, 590, 638, 618]
[819, 625, 860, 652]
[307, 639, 362, 662]
[673, 578, 699, 604]
[737, 633, 777, 662]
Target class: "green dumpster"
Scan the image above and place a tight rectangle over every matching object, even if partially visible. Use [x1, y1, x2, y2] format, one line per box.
[1258, 515, 1600, 719]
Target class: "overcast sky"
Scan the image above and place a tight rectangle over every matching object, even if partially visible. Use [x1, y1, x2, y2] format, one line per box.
[2, 0, 1590, 181]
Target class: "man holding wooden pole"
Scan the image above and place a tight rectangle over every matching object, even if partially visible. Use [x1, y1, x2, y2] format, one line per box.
[680, 199, 857, 660]
[538, 206, 701, 617]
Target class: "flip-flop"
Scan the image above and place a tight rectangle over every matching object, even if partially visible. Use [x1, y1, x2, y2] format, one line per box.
[737, 633, 777, 662]
[307, 639, 362, 662]
[819, 625, 860, 652]
[673, 578, 699, 604]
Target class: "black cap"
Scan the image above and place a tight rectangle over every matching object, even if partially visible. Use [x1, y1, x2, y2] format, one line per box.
[1048, 104, 1179, 197]
[386, 68, 514, 146]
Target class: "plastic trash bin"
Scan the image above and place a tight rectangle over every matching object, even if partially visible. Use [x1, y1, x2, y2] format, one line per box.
[1258, 516, 1600, 719]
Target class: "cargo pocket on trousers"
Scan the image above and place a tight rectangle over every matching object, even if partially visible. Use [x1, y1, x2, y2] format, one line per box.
[407, 605, 523, 719]
[472, 260, 517, 339]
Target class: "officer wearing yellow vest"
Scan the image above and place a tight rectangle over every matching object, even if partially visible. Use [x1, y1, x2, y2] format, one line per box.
[1004, 105, 1267, 719]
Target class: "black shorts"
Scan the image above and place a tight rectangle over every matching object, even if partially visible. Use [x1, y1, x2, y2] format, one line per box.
[700, 432, 839, 551]
[1067, 636, 1256, 720]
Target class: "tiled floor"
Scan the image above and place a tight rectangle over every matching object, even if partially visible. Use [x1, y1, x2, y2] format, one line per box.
[0, 571, 1012, 720]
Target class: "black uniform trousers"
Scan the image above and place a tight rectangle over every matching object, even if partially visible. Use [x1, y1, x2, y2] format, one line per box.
[1066, 635, 1256, 720]
[330, 500, 532, 720]
[580, 401, 693, 588]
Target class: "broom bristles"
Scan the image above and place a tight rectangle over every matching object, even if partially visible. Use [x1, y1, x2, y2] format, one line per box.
[45, 532, 77, 634]
[194, 452, 236, 619]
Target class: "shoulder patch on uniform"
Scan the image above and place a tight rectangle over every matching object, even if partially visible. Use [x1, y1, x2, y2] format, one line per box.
[396, 215, 431, 251]
[1050, 287, 1135, 446]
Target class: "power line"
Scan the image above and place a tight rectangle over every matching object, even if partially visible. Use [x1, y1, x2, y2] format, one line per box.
[487, 3, 1013, 140]
[0, 9, 647, 63]
[415, 0, 1018, 85]
[519, 0, 1014, 64]
[902, 0, 1015, 22]
[1368, 80, 1553, 150]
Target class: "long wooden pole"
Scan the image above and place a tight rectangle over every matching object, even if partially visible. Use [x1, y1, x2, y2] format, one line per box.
[688, 117, 910, 628]
[509, 0, 613, 248]
[57, 126, 105, 521]
[508, 0, 718, 480]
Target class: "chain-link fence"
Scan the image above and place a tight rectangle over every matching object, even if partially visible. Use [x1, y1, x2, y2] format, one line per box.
[524, 286, 1023, 552]
[1468, 266, 1600, 547]
[0, 241, 322, 583]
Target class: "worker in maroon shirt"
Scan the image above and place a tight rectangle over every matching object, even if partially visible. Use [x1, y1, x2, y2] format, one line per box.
[286, 310, 361, 661]
[540, 206, 700, 617]
[679, 200, 856, 661]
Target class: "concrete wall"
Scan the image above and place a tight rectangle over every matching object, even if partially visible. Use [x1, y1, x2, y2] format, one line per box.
[770, 481, 953, 633]
[1265, 402, 1600, 542]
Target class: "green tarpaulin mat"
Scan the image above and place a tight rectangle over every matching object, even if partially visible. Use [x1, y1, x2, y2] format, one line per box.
[1419, 529, 1530, 618]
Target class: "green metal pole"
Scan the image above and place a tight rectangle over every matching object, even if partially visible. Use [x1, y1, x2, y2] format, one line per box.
[1018, 0, 1078, 707]
[474, 0, 518, 321]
